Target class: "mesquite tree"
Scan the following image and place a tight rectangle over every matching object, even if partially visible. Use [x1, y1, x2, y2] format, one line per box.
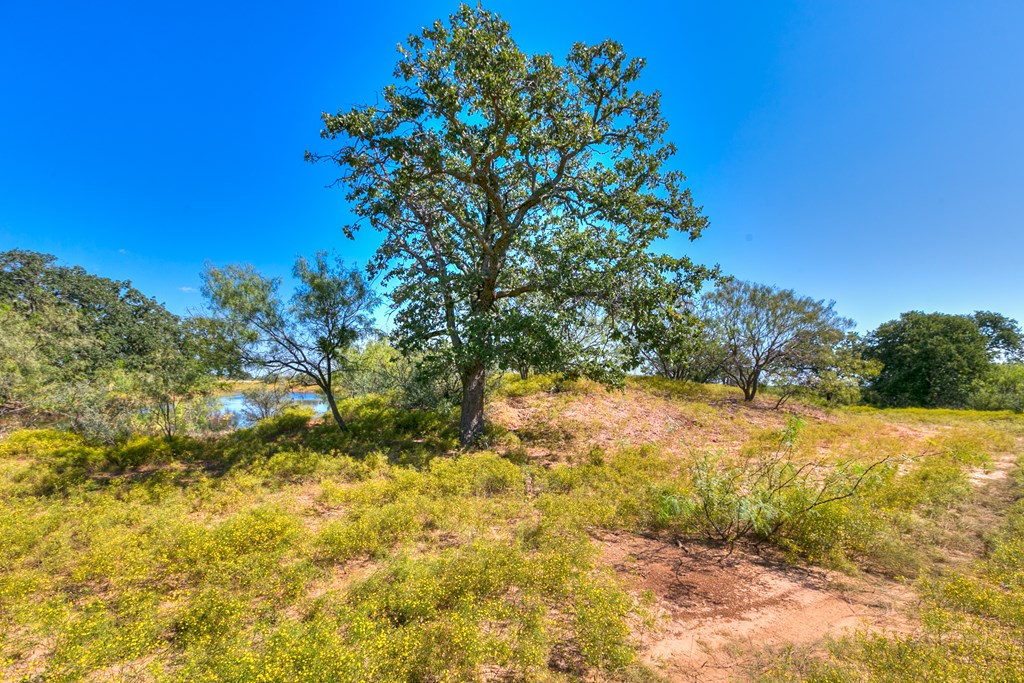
[201, 253, 378, 431]
[707, 280, 854, 401]
[308, 5, 710, 444]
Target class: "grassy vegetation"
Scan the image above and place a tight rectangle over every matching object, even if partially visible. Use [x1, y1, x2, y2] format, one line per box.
[760, 457, 1024, 682]
[1, 379, 1021, 681]
[0, 407, 648, 682]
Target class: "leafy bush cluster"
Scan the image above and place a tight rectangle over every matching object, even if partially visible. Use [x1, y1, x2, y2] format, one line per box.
[649, 418, 1005, 573]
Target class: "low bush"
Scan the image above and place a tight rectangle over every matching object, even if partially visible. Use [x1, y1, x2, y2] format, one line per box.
[652, 417, 999, 573]
[317, 499, 424, 562]
[252, 407, 314, 440]
[0, 428, 86, 458]
[427, 451, 525, 497]
[495, 372, 564, 397]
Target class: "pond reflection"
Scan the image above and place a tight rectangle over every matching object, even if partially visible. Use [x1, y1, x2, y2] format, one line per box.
[216, 392, 329, 426]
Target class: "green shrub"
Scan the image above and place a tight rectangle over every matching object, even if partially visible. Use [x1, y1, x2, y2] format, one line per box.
[259, 448, 326, 481]
[317, 500, 423, 562]
[970, 363, 1024, 413]
[107, 435, 176, 468]
[573, 576, 636, 669]
[627, 375, 737, 401]
[655, 418, 909, 567]
[252, 407, 313, 440]
[495, 372, 563, 397]
[0, 429, 107, 495]
[215, 506, 299, 557]
[339, 536, 638, 680]
[0, 429, 85, 458]
[174, 590, 248, 646]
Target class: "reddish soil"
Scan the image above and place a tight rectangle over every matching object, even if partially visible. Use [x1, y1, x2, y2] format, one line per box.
[968, 447, 1017, 485]
[490, 389, 796, 462]
[597, 532, 914, 683]
[492, 387, 1004, 681]
[490, 388, 938, 466]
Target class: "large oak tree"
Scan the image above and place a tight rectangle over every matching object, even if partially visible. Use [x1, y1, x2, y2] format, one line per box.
[0, 250, 221, 440]
[308, 5, 710, 444]
[866, 311, 994, 408]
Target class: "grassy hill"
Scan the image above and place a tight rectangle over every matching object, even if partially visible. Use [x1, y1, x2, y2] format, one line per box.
[1, 377, 1022, 682]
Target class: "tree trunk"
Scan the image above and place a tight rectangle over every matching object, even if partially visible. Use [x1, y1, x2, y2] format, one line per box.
[159, 400, 174, 440]
[324, 391, 347, 431]
[773, 392, 790, 410]
[743, 373, 760, 401]
[459, 362, 486, 446]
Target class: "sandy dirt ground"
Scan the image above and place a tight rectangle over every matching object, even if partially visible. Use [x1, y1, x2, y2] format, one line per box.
[488, 387, 1019, 682]
[490, 388, 939, 464]
[597, 532, 914, 683]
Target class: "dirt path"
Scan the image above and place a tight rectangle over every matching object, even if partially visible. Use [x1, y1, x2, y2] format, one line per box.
[946, 440, 1023, 567]
[968, 443, 1018, 486]
[599, 439, 1022, 682]
[597, 532, 914, 683]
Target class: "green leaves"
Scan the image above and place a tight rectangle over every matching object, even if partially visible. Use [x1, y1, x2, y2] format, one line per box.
[866, 312, 992, 408]
[704, 280, 856, 401]
[0, 250, 217, 440]
[309, 5, 711, 442]
[201, 254, 379, 430]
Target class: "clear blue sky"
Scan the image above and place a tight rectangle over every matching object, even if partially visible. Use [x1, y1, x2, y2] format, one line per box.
[2, 1, 1022, 331]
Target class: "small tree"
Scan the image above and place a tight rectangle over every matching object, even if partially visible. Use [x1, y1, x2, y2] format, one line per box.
[136, 324, 218, 439]
[616, 273, 726, 383]
[240, 381, 293, 424]
[183, 315, 247, 378]
[706, 280, 854, 402]
[771, 332, 880, 407]
[201, 252, 378, 431]
[307, 5, 710, 444]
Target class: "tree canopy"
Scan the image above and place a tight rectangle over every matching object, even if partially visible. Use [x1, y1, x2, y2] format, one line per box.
[865, 311, 992, 408]
[0, 249, 220, 440]
[971, 311, 1024, 363]
[0, 249, 181, 376]
[865, 310, 1024, 408]
[201, 252, 378, 431]
[308, 4, 711, 443]
[703, 280, 855, 402]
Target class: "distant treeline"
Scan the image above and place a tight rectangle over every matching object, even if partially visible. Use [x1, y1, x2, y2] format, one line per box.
[3, 248, 1022, 446]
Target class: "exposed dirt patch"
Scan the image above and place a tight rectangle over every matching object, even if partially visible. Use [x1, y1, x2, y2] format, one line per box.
[968, 447, 1017, 485]
[887, 423, 942, 442]
[944, 443, 1023, 567]
[298, 558, 381, 609]
[490, 389, 800, 462]
[490, 389, 942, 468]
[596, 532, 914, 683]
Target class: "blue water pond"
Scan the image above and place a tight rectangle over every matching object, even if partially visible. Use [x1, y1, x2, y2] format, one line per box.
[216, 392, 329, 426]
